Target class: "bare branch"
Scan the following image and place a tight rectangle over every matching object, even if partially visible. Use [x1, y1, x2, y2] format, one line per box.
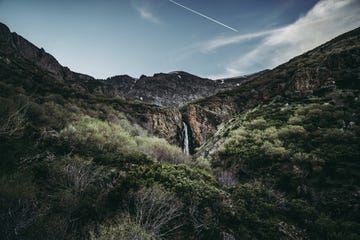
[134, 186, 183, 238]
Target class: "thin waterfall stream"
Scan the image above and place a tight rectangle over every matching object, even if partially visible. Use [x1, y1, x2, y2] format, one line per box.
[182, 121, 190, 155]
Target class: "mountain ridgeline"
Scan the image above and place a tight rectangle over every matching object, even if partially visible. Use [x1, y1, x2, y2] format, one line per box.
[0, 22, 266, 107]
[1, 21, 360, 240]
[92, 71, 267, 106]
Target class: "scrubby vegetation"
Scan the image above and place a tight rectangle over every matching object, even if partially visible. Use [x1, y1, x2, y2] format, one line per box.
[2, 76, 359, 239]
[0, 82, 197, 239]
[209, 91, 360, 239]
[0, 74, 232, 239]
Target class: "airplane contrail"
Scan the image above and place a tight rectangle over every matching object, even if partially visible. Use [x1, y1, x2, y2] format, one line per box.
[168, 0, 238, 32]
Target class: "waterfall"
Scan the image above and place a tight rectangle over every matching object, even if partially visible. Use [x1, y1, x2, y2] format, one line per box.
[182, 121, 190, 155]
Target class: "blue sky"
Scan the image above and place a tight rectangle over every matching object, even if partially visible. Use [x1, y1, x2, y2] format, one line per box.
[0, 0, 359, 79]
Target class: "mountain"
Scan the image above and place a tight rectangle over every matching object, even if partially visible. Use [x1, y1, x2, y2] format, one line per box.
[89, 71, 267, 106]
[0, 23, 94, 82]
[0, 22, 183, 146]
[0, 21, 267, 147]
[182, 27, 360, 151]
[1, 21, 360, 240]
[0, 22, 267, 107]
[188, 26, 360, 239]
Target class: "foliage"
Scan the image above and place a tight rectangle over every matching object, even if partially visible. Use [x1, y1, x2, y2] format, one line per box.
[211, 93, 360, 239]
[128, 164, 222, 202]
[60, 116, 137, 153]
[0, 97, 28, 138]
[90, 216, 153, 240]
[59, 116, 188, 165]
[133, 185, 183, 238]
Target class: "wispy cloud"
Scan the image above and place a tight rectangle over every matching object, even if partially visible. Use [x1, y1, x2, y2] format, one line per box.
[208, 0, 360, 79]
[202, 29, 279, 52]
[133, 2, 161, 24]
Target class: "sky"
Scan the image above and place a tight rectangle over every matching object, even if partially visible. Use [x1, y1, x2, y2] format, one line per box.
[0, 0, 359, 79]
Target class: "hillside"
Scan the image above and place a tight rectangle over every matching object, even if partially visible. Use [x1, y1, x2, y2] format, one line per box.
[182, 27, 360, 150]
[1, 21, 360, 240]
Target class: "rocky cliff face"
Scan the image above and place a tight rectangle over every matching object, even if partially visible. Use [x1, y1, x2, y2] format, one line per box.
[112, 102, 183, 146]
[180, 97, 237, 152]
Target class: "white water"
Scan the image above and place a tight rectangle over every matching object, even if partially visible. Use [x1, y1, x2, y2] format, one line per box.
[182, 122, 190, 155]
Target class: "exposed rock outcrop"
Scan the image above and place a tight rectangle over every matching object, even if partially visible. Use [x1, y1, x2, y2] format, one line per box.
[124, 105, 183, 146]
[181, 98, 237, 152]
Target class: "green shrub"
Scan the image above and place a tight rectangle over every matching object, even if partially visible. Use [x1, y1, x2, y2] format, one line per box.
[245, 117, 267, 130]
[135, 136, 189, 164]
[59, 116, 188, 165]
[90, 216, 153, 240]
[128, 164, 222, 202]
[60, 116, 136, 153]
[278, 125, 306, 139]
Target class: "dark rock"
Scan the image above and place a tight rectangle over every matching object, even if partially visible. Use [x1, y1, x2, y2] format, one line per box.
[90, 70, 268, 106]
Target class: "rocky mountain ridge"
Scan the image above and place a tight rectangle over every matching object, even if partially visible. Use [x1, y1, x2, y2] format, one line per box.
[0, 22, 94, 82]
[0, 22, 267, 107]
[181, 26, 360, 151]
[89, 70, 267, 106]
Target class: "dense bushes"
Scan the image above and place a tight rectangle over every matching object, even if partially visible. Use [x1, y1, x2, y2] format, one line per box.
[59, 116, 189, 165]
[1, 90, 359, 239]
[42, 91, 358, 239]
[215, 95, 360, 184]
[210, 93, 360, 239]
[60, 116, 137, 153]
[1, 54, 360, 239]
[90, 216, 153, 240]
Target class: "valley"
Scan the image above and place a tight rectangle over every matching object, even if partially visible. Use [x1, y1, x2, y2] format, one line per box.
[0, 22, 360, 240]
